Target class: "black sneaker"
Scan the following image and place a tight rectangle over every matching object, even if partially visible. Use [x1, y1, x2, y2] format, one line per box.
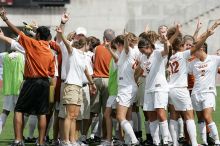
[10, 141, 25, 146]
[86, 136, 101, 144]
[207, 135, 215, 145]
[25, 137, 37, 143]
[178, 137, 186, 144]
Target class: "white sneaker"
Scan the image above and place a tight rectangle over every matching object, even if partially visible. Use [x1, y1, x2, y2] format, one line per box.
[98, 140, 112, 146]
[71, 141, 80, 146]
[59, 141, 72, 146]
[0, 119, 3, 134]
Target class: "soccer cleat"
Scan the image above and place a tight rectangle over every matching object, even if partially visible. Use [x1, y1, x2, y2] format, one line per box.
[113, 140, 124, 146]
[10, 141, 25, 146]
[97, 140, 112, 146]
[51, 139, 60, 146]
[207, 135, 215, 145]
[59, 141, 72, 146]
[86, 136, 101, 144]
[25, 137, 37, 143]
[178, 137, 186, 144]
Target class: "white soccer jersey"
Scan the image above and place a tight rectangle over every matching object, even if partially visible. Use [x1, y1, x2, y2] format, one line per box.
[169, 50, 191, 88]
[140, 50, 169, 93]
[117, 48, 137, 87]
[189, 55, 220, 95]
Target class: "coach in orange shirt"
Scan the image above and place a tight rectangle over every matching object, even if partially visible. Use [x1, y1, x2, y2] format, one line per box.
[89, 29, 115, 139]
[0, 8, 55, 146]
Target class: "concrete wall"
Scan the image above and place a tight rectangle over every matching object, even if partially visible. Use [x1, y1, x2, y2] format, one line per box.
[0, 0, 220, 53]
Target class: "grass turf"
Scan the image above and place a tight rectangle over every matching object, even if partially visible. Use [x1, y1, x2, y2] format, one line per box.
[0, 88, 220, 146]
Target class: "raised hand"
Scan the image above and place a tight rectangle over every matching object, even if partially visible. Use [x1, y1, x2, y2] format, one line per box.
[144, 25, 150, 33]
[176, 23, 182, 33]
[0, 7, 7, 21]
[55, 26, 62, 34]
[61, 12, 70, 24]
[196, 18, 202, 29]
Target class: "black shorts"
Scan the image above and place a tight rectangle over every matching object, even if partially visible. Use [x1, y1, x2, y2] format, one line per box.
[15, 78, 50, 115]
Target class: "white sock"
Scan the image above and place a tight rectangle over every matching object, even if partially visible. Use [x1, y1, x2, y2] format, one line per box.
[132, 112, 138, 132]
[150, 120, 160, 145]
[46, 114, 54, 136]
[137, 112, 142, 131]
[145, 120, 150, 134]
[208, 122, 220, 144]
[169, 120, 179, 146]
[178, 118, 184, 138]
[28, 115, 38, 138]
[198, 121, 208, 145]
[160, 120, 170, 144]
[186, 120, 198, 146]
[0, 113, 8, 128]
[91, 116, 99, 138]
[124, 120, 134, 144]
[120, 120, 138, 144]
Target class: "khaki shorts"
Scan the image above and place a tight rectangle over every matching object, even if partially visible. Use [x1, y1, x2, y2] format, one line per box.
[59, 84, 82, 118]
[90, 78, 109, 113]
[77, 85, 90, 120]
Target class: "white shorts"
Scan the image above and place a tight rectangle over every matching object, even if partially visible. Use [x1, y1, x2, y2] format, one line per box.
[58, 82, 65, 118]
[3, 95, 18, 112]
[106, 95, 117, 109]
[191, 92, 216, 111]
[143, 91, 168, 111]
[136, 77, 146, 106]
[77, 85, 90, 120]
[169, 88, 193, 111]
[116, 85, 137, 107]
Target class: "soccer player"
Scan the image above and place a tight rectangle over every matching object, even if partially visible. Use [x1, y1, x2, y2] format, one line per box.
[135, 33, 171, 146]
[189, 20, 220, 146]
[115, 33, 139, 145]
[167, 24, 215, 146]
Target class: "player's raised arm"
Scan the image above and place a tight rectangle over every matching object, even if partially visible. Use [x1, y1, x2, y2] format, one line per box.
[161, 34, 171, 57]
[105, 40, 119, 63]
[190, 22, 218, 54]
[193, 18, 202, 41]
[0, 8, 20, 35]
[56, 12, 70, 43]
[168, 24, 181, 45]
[55, 26, 72, 55]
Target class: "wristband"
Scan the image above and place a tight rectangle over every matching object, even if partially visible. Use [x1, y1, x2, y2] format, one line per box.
[3, 18, 8, 21]
[61, 21, 66, 25]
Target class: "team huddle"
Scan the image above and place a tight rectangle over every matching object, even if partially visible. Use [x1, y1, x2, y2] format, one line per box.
[0, 7, 220, 146]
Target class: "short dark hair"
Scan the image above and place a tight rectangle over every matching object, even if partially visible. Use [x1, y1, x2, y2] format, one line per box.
[36, 26, 51, 41]
[87, 36, 101, 52]
[114, 35, 125, 46]
[103, 29, 115, 42]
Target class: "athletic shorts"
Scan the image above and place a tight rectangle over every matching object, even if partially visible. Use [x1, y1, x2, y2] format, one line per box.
[116, 85, 137, 107]
[136, 76, 146, 106]
[169, 88, 193, 111]
[191, 92, 216, 111]
[3, 95, 18, 112]
[143, 91, 168, 111]
[77, 84, 90, 120]
[15, 78, 50, 115]
[106, 95, 117, 109]
[90, 78, 109, 113]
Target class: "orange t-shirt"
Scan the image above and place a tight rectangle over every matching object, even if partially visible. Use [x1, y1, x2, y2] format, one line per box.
[93, 44, 112, 78]
[18, 31, 55, 78]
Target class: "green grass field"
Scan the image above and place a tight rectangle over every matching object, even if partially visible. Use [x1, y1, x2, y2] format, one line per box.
[0, 88, 220, 146]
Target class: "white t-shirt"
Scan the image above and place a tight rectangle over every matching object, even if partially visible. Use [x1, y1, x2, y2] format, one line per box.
[11, 40, 25, 54]
[132, 45, 142, 62]
[117, 48, 137, 87]
[141, 50, 169, 93]
[169, 50, 191, 88]
[59, 41, 69, 80]
[65, 48, 86, 87]
[82, 51, 93, 84]
[188, 55, 220, 95]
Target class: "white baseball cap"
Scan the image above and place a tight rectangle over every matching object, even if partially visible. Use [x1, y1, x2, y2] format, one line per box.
[76, 27, 87, 36]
